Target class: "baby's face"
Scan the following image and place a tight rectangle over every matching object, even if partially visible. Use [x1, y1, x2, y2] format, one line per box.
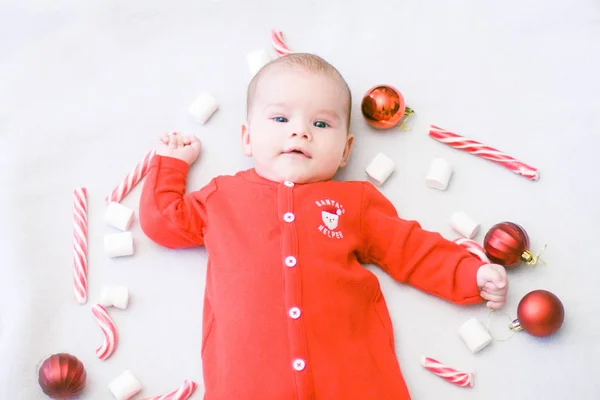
[242, 67, 353, 184]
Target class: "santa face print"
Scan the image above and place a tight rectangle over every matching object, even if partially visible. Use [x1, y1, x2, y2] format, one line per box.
[315, 199, 346, 239]
[321, 211, 339, 230]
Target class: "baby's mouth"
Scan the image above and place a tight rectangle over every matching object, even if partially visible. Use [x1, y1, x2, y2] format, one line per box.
[282, 148, 312, 158]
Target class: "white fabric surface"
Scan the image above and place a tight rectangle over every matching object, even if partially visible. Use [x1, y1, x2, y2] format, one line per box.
[1, 0, 599, 398]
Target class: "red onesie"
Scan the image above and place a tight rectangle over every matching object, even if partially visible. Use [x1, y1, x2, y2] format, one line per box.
[139, 155, 485, 400]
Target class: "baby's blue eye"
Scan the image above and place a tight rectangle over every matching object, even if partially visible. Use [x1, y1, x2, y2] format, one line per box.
[274, 117, 288, 123]
[314, 121, 328, 128]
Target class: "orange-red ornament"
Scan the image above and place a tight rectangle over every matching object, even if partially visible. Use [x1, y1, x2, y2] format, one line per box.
[361, 85, 414, 130]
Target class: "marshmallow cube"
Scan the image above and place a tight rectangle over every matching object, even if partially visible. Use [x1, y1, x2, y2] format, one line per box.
[366, 153, 395, 186]
[101, 285, 130, 309]
[104, 202, 134, 231]
[247, 49, 272, 76]
[425, 158, 453, 191]
[104, 232, 134, 258]
[188, 92, 218, 125]
[458, 318, 493, 353]
[450, 211, 480, 239]
[109, 370, 142, 400]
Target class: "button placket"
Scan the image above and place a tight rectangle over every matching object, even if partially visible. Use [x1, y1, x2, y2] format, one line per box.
[279, 181, 311, 394]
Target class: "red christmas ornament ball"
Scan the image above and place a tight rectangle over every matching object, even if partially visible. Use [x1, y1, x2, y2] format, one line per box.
[361, 85, 408, 129]
[513, 290, 565, 337]
[483, 222, 533, 268]
[38, 353, 86, 399]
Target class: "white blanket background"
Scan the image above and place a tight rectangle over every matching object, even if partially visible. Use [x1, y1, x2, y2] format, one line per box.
[1, 0, 598, 398]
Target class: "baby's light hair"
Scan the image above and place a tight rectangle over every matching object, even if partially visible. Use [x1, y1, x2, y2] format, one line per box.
[246, 53, 352, 129]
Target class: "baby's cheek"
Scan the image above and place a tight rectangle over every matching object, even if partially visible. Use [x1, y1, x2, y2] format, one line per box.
[325, 152, 345, 170]
[253, 138, 278, 158]
[321, 146, 342, 162]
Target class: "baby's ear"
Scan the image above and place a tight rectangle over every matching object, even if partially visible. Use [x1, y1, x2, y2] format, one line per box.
[339, 133, 355, 168]
[241, 122, 252, 157]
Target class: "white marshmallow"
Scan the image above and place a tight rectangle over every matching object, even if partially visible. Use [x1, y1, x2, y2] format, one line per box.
[104, 232, 134, 258]
[458, 318, 493, 353]
[247, 49, 271, 76]
[100, 286, 129, 309]
[109, 370, 142, 400]
[188, 92, 218, 124]
[449, 211, 480, 239]
[425, 158, 453, 191]
[366, 153, 395, 186]
[104, 202, 134, 231]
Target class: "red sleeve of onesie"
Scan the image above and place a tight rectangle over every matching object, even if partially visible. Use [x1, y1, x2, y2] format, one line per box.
[357, 182, 484, 305]
[139, 155, 217, 249]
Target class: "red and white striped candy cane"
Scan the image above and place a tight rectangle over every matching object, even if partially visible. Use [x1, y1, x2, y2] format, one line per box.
[142, 380, 198, 400]
[73, 187, 88, 304]
[106, 149, 156, 203]
[429, 125, 539, 181]
[271, 29, 292, 57]
[454, 238, 490, 263]
[421, 356, 474, 388]
[91, 304, 118, 360]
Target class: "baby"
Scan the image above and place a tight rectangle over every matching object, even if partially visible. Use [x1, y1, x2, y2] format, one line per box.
[139, 53, 508, 399]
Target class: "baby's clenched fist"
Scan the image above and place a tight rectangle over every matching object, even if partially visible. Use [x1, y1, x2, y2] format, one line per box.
[156, 132, 202, 165]
[476, 263, 508, 309]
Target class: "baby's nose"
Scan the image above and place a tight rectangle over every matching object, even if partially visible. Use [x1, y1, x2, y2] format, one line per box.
[291, 126, 311, 140]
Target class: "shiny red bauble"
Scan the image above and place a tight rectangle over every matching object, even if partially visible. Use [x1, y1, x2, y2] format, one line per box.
[483, 222, 535, 268]
[361, 85, 413, 129]
[38, 353, 86, 399]
[510, 290, 565, 337]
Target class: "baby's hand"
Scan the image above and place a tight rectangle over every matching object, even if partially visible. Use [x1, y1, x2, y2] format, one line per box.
[476, 263, 508, 309]
[156, 132, 202, 165]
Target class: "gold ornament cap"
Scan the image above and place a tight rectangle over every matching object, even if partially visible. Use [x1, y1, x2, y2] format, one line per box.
[509, 319, 523, 331]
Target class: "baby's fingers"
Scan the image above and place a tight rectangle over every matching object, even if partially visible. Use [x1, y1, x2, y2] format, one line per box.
[486, 300, 506, 309]
[160, 132, 170, 144]
[484, 283, 508, 297]
[481, 288, 506, 309]
[485, 280, 509, 292]
[188, 136, 202, 151]
[168, 132, 179, 149]
[176, 133, 185, 148]
[481, 291, 505, 303]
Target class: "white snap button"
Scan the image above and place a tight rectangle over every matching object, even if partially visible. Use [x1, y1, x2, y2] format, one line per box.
[293, 359, 305, 371]
[289, 307, 301, 319]
[284, 180, 294, 187]
[283, 212, 295, 223]
[285, 256, 297, 267]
